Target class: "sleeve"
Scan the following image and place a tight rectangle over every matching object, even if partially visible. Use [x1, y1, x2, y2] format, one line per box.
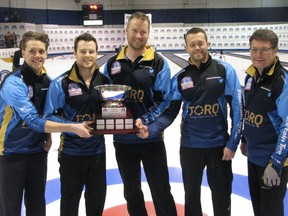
[44, 78, 70, 123]
[271, 72, 288, 170]
[147, 73, 182, 138]
[240, 75, 250, 143]
[224, 63, 243, 151]
[0, 78, 46, 133]
[141, 59, 172, 125]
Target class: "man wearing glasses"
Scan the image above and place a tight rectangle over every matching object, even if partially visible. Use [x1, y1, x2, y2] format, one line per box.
[240, 29, 288, 216]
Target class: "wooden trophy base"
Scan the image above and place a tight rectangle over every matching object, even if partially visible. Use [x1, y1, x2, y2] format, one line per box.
[94, 117, 138, 134]
[93, 105, 138, 134]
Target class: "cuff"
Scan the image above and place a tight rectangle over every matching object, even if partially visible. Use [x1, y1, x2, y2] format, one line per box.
[269, 161, 282, 176]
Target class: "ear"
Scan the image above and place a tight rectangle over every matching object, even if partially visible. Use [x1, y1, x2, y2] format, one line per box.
[184, 44, 189, 52]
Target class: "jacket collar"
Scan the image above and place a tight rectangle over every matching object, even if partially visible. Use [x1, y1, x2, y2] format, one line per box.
[246, 56, 279, 77]
[68, 62, 99, 83]
[116, 45, 155, 61]
[21, 61, 47, 82]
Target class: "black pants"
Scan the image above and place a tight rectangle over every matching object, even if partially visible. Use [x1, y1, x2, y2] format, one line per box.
[180, 146, 232, 216]
[58, 153, 106, 216]
[0, 151, 47, 216]
[248, 160, 288, 216]
[114, 141, 177, 216]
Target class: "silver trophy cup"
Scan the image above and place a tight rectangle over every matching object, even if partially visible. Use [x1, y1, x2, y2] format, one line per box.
[94, 84, 137, 134]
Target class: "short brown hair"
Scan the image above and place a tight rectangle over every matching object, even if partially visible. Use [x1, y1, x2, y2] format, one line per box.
[127, 11, 150, 33]
[74, 32, 98, 51]
[184, 27, 208, 44]
[20, 31, 50, 51]
[249, 29, 278, 48]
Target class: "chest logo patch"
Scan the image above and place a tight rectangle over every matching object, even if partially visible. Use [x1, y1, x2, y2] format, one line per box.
[68, 83, 82, 97]
[181, 76, 194, 90]
[111, 61, 121, 75]
[245, 77, 253, 90]
[28, 85, 33, 98]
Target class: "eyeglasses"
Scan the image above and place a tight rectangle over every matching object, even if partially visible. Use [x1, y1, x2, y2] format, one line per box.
[249, 47, 274, 54]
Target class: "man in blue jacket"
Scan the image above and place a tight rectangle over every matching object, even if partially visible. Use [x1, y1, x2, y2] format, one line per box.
[103, 11, 177, 216]
[137, 27, 243, 216]
[44, 33, 110, 216]
[240, 29, 288, 216]
[0, 31, 92, 216]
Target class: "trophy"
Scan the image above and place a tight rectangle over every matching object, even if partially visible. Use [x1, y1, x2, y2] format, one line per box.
[94, 84, 138, 134]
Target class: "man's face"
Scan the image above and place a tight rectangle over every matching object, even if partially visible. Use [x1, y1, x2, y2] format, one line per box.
[22, 40, 47, 74]
[249, 39, 278, 73]
[126, 18, 149, 51]
[185, 32, 209, 64]
[74, 40, 98, 70]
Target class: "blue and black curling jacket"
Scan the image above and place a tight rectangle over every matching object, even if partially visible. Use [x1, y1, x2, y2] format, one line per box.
[243, 58, 288, 170]
[103, 45, 171, 144]
[148, 55, 243, 151]
[0, 62, 50, 155]
[44, 63, 110, 156]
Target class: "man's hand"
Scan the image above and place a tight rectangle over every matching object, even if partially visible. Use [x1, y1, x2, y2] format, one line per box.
[262, 164, 281, 187]
[71, 121, 93, 138]
[222, 147, 235, 161]
[135, 118, 149, 139]
[240, 142, 247, 156]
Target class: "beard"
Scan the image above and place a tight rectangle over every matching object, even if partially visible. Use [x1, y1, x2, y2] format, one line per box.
[128, 39, 147, 51]
[193, 51, 207, 62]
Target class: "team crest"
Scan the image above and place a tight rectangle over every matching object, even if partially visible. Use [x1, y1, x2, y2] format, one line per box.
[68, 83, 82, 96]
[245, 77, 253, 90]
[111, 61, 121, 75]
[28, 85, 33, 98]
[0, 70, 10, 84]
[181, 76, 194, 90]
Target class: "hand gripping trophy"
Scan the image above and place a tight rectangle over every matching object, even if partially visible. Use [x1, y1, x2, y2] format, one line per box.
[94, 84, 137, 134]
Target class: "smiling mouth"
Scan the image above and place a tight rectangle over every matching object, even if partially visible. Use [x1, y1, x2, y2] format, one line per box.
[32, 58, 43, 63]
[133, 40, 142, 43]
